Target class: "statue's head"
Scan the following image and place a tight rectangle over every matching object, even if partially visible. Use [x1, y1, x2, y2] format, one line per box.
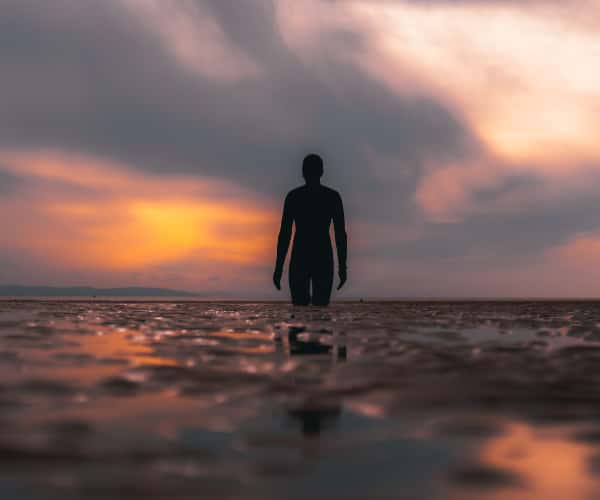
[302, 154, 324, 183]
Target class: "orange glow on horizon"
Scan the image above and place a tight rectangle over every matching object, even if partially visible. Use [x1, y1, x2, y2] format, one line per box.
[0, 150, 277, 274]
[44, 200, 273, 269]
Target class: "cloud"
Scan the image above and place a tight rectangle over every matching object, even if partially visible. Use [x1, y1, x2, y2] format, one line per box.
[1, 0, 600, 296]
[341, 0, 600, 165]
[120, 0, 262, 81]
[0, 149, 276, 291]
[0, 170, 22, 195]
[0, 0, 474, 197]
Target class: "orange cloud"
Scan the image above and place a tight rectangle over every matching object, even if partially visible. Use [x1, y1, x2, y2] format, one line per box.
[414, 162, 499, 223]
[0, 150, 277, 274]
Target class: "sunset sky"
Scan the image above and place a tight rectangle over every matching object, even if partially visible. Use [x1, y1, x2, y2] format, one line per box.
[2, 0, 600, 297]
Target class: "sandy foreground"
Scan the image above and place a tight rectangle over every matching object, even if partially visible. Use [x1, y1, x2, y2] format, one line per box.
[1, 300, 600, 499]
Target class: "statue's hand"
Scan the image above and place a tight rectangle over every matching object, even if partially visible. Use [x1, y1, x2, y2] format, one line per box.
[273, 268, 282, 290]
[337, 268, 347, 290]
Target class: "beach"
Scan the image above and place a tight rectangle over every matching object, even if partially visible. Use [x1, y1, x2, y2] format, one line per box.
[1, 300, 600, 499]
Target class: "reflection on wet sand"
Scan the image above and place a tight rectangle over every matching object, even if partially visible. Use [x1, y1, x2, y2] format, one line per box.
[2, 301, 600, 498]
[284, 329, 344, 438]
[287, 405, 342, 437]
[456, 422, 600, 500]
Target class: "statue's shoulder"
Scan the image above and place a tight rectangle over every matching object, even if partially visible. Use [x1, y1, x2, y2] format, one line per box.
[321, 185, 341, 199]
[287, 186, 306, 198]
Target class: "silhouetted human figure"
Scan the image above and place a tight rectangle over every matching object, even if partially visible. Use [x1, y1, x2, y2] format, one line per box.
[273, 154, 347, 306]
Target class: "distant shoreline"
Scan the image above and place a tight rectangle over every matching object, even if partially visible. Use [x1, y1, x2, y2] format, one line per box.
[0, 285, 199, 298]
[2, 296, 600, 303]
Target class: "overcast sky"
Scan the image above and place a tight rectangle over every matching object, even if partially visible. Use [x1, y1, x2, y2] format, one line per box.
[2, 0, 600, 297]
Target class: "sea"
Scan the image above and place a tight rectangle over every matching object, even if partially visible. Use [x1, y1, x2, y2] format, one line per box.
[1, 299, 600, 499]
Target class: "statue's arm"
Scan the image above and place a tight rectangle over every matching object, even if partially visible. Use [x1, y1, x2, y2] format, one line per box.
[333, 192, 347, 279]
[274, 194, 293, 277]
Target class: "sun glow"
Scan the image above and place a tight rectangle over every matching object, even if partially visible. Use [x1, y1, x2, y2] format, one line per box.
[0, 150, 276, 272]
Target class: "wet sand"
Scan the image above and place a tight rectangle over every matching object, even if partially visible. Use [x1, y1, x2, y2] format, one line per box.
[1, 300, 600, 499]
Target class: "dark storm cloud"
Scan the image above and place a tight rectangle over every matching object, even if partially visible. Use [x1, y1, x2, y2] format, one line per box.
[397, 202, 599, 262]
[0, 0, 475, 211]
[0, 170, 22, 195]
[370, 165, 600, 265]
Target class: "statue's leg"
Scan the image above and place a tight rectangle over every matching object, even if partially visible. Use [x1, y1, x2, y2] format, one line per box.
[289, 259, 310, 306]
[311, 260, 333, 306]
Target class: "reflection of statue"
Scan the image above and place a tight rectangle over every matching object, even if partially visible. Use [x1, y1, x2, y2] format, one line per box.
[278, 326, 347, 437]
[279, 325, 347, 360]
[287, 404, 342, 437]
